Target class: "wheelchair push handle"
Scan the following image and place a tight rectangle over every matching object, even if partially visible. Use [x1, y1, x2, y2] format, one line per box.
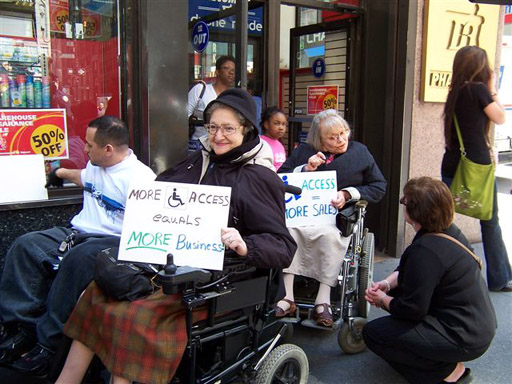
[284, 184, 302, 195]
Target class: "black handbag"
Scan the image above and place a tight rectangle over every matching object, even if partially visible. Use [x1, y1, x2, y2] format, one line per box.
[94, 247, 161, 301]
[189, 81, 207, 139]
[336, 203, 358, 237]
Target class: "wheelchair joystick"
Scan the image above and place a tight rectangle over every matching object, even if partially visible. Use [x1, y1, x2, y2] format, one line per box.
[164, 253, 177, 275]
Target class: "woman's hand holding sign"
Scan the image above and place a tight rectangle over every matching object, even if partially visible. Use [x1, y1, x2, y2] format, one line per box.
[221, 227, 248, 257]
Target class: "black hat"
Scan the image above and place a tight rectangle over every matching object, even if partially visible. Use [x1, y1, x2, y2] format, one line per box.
[204, 88, 258, 131]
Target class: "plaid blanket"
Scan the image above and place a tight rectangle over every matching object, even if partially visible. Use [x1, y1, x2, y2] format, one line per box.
[64, 281, 206, 384]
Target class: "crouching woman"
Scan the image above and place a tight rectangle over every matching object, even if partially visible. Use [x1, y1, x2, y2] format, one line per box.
[363, 177, 496, 384]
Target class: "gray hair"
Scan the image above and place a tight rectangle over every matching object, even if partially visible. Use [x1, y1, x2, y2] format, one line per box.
[306, 109, 351, 151]
[203, 103, 252, 136]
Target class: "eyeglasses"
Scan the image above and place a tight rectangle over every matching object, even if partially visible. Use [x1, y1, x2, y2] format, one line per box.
[399, 196, 407, 206]
[326, 131, 349, 142]
[220, 66, 235, 74]
[205, 123, 242, 136]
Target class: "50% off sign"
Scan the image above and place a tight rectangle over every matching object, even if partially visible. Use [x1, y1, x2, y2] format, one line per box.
[31, 125, 66, 157]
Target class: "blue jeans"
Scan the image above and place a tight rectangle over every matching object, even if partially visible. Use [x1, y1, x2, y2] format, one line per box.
[0, 226, 119, 350]
[442, 177, 512, 290]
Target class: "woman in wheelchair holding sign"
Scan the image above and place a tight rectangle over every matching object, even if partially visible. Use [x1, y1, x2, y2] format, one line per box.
[56, 89, 297, 384]
[277, 109, 386, 327]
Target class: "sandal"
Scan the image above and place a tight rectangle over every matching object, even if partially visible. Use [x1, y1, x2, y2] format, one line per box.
[275, 299, 296, 318]
[313, 303, 333, 327]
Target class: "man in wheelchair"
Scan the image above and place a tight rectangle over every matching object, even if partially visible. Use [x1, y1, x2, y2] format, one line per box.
[55, 89, 300, 384]
[277, 110, 386, 328]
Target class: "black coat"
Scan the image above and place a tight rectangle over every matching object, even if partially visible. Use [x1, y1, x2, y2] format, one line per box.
[156, 142, 296, 270]
[390, 224, 496, 349]
[278, 142, 386, 203]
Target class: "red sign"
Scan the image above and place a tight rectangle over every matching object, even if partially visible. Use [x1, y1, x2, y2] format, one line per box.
[50, 0, 102, 37]
[307, 85, 339, 115]
[0, 109, 69, 160]
[506, 5, 512, 24]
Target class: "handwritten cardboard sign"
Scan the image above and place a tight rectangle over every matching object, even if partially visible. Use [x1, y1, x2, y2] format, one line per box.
[279, 171, 338, 227]
[118, 181, 231, 270]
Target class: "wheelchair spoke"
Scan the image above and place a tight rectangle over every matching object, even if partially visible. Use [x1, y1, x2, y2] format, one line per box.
[273, 358, 301, 383]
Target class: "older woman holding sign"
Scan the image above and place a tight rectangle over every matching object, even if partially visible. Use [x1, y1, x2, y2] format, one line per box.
[56, 89, 297, 384]
[277, 109, 386, 326]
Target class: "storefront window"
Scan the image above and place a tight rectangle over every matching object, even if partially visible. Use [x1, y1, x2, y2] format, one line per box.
[0, 0, 121, 202]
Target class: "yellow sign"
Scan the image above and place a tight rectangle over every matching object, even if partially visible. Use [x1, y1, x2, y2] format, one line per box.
[421, 0, 500, 102]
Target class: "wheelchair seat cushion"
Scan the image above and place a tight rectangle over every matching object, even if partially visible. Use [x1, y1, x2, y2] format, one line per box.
[64, 281, 207, 384]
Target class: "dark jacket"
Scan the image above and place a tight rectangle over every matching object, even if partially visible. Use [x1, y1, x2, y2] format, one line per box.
[390, 224, 496, 349]
[278, 142, 386, 203]
[156, 137, 296, 270]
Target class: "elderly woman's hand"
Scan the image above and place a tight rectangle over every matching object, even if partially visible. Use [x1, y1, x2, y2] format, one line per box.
[221, 227, 248, 257]
[305, 152, 326, 172]
[331, 190, 350, 210]
[365, 286, 388, 309]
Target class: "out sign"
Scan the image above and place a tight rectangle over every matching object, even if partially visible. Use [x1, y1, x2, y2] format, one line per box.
[192, 21, 209, 53]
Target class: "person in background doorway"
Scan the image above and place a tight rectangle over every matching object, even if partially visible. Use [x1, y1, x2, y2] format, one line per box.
[188, 55, 236, 140]
[441, 45, 511, 292]
[364, 177, 496, 384]
[260, 106, 288, 170]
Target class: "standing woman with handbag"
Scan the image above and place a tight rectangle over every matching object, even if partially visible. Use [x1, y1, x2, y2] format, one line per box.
[441, 45, 512, 292]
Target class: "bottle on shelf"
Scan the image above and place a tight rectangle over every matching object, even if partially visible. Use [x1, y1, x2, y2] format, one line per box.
[34, 79, 43, 108]
[9, 78, 22, 108]
[26, 75, 35, 108]
[42, 76, 51, 108]
[17, 75, 26, 108]
[0, 75, 9, 108]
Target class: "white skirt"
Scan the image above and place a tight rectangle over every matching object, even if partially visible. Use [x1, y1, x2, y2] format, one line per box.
[284, 225, 351, 287]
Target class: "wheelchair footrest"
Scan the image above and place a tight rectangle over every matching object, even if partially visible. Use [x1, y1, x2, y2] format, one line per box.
[300, 319, 336, 331]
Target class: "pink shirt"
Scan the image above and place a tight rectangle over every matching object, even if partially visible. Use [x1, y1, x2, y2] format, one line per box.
[261, 135, 286, 170]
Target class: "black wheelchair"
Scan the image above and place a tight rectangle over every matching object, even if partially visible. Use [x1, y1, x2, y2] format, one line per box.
[156, 254, 310, 383]
[279, 200, 375, 354]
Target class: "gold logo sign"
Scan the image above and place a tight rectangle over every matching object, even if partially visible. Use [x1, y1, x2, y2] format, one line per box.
[421, 0, 500, 102]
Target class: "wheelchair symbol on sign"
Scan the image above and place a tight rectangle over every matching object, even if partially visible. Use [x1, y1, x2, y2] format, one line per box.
[282, 175, 302, 204]
[167, 188, 187, 208]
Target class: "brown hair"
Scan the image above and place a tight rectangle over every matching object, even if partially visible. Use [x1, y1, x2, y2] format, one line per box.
[443, 46, 493, 148]
[403, 177, 454, 233]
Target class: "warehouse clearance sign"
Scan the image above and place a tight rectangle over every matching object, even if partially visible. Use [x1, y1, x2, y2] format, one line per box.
[0, 109, 68, 160]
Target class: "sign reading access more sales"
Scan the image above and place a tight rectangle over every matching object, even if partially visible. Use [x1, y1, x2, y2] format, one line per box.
[279, 171, 338, 228]
[0, 109, 68, 160]
[118, 181, 231, 270]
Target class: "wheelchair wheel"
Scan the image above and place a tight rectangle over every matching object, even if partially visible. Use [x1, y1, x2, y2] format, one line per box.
[357, 231, 375, 318]
[338, 317, 367, 354]
[254, 343, 309, 384]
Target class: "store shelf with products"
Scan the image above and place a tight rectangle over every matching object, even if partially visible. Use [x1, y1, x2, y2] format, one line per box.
[0, 36, 51, 109]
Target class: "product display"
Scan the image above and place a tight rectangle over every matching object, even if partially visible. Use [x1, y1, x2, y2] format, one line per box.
[0, 74, 48, 110]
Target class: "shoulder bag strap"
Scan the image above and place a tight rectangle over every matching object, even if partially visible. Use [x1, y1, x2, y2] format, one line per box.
[453, 114, 466, 157]
[192, 81, 207, 117]
[428, 233, 483, 270]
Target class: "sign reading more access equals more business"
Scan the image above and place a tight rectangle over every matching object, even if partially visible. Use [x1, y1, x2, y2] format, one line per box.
[118, 181, 231, 271]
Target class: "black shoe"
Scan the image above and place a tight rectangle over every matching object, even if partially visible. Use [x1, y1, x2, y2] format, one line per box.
[0, 330, 36, 364]
[439, 368, 472, 384]
[10, 344, 54, 377]
[500, 280, 512, 292]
